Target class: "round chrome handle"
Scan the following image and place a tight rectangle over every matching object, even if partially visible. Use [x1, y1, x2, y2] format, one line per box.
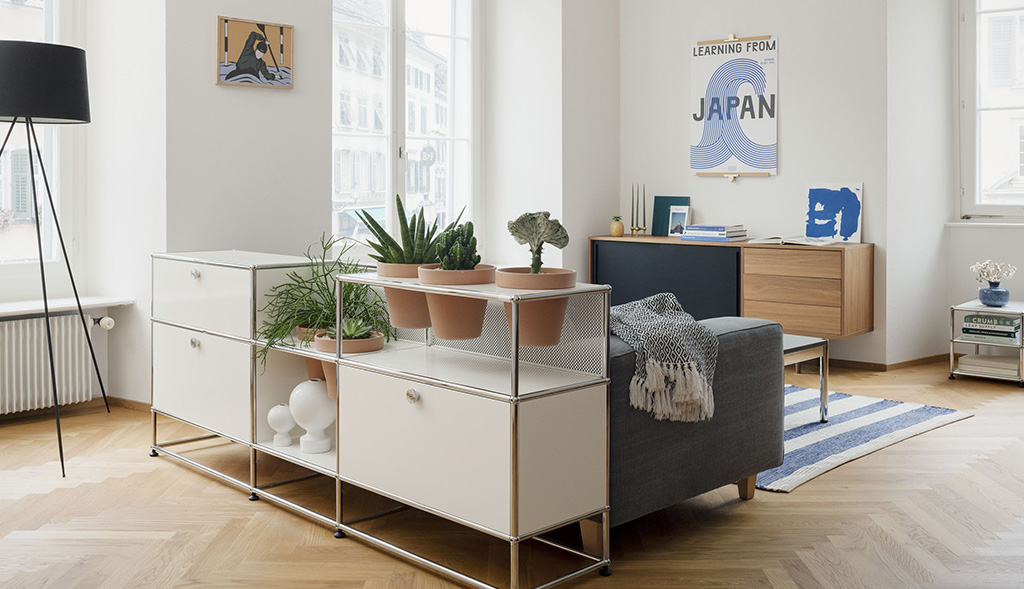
[190, 337, 201, 349]
[406, 389, 421, 404]
[190, 268, 202, 280]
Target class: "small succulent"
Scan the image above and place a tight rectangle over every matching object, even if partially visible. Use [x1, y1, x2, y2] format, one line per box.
[970, 259, 1017, 285]
[507, 211, 570, 274]
[341, 317, 373, 340]
[355, 194, 462, 264]
[436, 222, 481, 270]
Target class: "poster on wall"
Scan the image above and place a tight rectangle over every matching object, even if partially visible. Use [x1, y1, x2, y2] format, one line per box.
[804, 182, 862, 243]
[217, 16, 293, 89]
[690, 35, 777, 175]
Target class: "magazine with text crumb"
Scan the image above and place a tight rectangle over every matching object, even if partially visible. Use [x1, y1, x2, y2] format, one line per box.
[746, 235, 840, 246]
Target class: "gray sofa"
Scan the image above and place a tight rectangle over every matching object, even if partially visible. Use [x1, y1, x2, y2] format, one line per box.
[608, 316, 785, 527]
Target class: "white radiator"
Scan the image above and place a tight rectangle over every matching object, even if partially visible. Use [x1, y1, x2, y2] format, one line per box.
[0, 314, 93, 415]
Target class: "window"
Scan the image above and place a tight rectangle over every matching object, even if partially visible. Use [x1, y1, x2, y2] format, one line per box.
[332, 0, 476, 242]
[338, 91, 353, 127]
[0, 0, 61, 266]
[961, 0, 1024, 216]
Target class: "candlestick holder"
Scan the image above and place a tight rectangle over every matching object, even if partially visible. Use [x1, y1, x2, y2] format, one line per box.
[639, 226, 647, 236]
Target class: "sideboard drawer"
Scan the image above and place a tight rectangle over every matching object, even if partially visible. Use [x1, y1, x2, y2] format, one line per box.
[743, 300, 842, 336]
[744, 249, 842, 279]
[152, 258, 252, 337]
[743, 274, 842, 307]
[152, 323, 252, 442]
[337, 366, 512, 535]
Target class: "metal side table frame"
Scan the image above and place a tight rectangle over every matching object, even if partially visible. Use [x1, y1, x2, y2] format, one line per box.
[783, 334, 829, 423]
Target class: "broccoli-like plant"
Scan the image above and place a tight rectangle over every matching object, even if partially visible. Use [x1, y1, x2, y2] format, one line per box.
[507, 212, 569, 274]
[436, 222, 481, 270]
[341, 317, 373, 340]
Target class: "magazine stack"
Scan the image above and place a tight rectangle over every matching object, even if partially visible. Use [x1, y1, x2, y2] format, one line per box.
[959, 314, 1022, 345]
[678, 224, 747, 243]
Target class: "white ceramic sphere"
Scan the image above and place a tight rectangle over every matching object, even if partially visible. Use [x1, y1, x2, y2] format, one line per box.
[267, 403, 296, 446]
[289, 380, 336, 432]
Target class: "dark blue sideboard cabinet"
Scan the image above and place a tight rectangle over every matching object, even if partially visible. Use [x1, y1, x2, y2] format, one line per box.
[589, 236, 874, 339]
[589, 238, 740, 320]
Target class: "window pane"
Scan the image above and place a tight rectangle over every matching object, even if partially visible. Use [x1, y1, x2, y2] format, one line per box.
[0, 0, 56, 264]
[977, 108, 1024, 205]
[977, 10, 1024, 108]
[334, 0, 390, 241]
[332, 138, 389, 239]
[406, 0, 453, 36]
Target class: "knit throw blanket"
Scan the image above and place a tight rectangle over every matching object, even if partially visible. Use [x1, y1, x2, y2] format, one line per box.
[610, 293, 718, 422]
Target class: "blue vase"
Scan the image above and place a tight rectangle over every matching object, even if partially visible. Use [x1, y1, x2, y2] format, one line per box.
[979, 281, 1010, 307]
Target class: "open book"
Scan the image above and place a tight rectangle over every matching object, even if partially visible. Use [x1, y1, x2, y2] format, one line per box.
[746, 235, 842, 246]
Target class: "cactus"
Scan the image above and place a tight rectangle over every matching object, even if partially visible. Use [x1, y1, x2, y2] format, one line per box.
[436, 222, 481, 270]
[341, 317, 373, 340]
[507, 212, 570, 273]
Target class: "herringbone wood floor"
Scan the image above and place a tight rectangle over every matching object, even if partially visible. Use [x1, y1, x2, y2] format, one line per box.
[2, 361, 1024, 588]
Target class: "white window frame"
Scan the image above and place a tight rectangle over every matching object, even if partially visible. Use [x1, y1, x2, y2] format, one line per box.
[960, 0, 1024, 218]
[0, 0, 85, 303]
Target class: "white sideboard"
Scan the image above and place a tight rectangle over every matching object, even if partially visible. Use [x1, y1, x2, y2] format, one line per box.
[150, 250, 612, 589]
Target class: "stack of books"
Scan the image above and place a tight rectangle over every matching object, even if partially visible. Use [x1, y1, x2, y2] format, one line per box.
[957, 354, 1021, 377]
[959, 314, 1022, 345]
[679, 224, 747, 243]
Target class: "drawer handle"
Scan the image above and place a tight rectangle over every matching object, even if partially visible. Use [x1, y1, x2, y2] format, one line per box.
[406, 389, 421, 404]
[190, 268, 202, 280]
[190, 337, 201, 349]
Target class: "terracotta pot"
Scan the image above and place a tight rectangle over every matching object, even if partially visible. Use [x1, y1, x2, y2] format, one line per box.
[417, 263, 496, 340]
[313, 335, 338, 400]
[496, 267, 576, 347]
[296, 326, 327, 380]
[341, 331, 385, 354]
[377, 262, 431, 329]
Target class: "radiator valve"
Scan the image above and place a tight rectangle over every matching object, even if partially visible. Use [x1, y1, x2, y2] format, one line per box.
[93, 316, 115, 331]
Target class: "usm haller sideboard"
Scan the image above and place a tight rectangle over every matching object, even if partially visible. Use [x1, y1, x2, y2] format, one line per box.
[589, 236, 874, 339]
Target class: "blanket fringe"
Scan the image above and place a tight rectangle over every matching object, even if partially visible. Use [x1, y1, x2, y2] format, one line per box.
[629, 358, 714, 422]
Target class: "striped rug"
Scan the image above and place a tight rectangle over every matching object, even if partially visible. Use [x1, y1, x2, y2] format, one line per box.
[756, 385, 972, 492]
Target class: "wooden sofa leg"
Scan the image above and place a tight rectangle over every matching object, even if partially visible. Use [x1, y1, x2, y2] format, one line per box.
[580, 519, 602, 557]
[738, 475, 756, 500]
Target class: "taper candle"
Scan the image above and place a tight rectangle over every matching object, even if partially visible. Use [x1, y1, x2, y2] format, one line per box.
[642, 184, 646, 228]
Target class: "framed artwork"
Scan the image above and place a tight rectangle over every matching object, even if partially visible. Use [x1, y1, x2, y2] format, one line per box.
[804, 183, 863, 243]
[651, 196, 691, 236]
[667, 205, 689, 235]
[217, 16, 293, 88]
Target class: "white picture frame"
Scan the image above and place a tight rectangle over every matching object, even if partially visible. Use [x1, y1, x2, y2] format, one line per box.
[667, 205, 690, 235]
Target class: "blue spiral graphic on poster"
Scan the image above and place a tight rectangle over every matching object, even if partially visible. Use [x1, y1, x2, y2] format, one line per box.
[690, 58, 777, 170]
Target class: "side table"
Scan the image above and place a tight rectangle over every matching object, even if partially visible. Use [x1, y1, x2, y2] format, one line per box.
[783, 334, 829, 422]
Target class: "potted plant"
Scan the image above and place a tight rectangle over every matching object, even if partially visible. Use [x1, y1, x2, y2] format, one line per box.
[495, 212, 575, 347]
[313, 317, 385, 399]
[417, 221, 496, 340]
[258, 235, 390, 392]
[971, 259, 1017, 307]
[356, 195, 461, 329]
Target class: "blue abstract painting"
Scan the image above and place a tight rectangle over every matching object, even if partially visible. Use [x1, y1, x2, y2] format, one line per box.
[804, 183, 862, 242]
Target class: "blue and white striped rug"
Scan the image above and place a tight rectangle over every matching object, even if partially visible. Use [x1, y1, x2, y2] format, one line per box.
[756, 385, 972, 492]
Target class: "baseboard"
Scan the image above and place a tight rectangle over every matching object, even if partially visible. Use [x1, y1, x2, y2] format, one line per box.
[0, 397, 107, 423]
[106, 396, 152, 412]
[828, 354, 949, 373]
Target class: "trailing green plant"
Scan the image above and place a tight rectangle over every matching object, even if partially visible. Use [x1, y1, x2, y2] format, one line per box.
[507, 211, 570, 273]
[341, 317, 373, 340]
[257, 234, 390, 365]
[436, 222, 481, 270]
[355, 194, 462, 264]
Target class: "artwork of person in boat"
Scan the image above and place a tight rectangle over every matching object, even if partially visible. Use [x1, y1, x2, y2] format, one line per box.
[225, 31, 280, 82]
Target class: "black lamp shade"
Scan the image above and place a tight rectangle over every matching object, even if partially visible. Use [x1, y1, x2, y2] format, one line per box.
[0, 40, 90, 124]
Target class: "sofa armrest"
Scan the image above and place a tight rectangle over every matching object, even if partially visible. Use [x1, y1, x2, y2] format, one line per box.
[608, 316, 784, 527]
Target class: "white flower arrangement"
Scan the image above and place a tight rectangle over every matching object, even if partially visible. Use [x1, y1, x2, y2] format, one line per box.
[970, 259, 1017, 285]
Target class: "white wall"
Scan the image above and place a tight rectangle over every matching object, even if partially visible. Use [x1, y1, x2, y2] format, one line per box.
[561, 0, 620, 276]
[619, 0, 889, 363]
[946, 226, 1024, 307]
[165, 0, 331, 255]
[86, 0, 167, 403]
[483, 0, 564, 269]
[885, 0, 958, 364]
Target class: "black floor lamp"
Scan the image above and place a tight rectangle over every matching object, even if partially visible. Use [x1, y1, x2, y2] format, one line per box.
[0, 40, 109, 477]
